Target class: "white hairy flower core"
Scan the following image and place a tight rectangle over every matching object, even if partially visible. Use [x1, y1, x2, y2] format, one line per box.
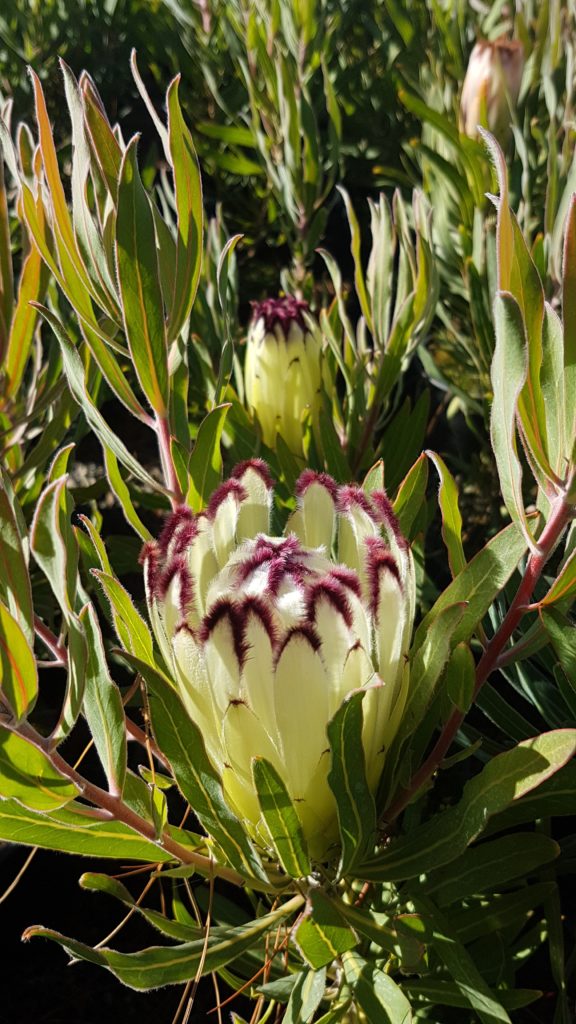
[143, 462, 415, 860]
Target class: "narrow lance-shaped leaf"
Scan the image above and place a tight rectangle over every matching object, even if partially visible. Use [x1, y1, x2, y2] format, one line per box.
[491, 292, 536, 550]
[0, 484, 33, 644]
[91, 570, 154, 665]
[34, 305, 163, 492]
[24, 894, 304, 990]
[80, 602, 127, 795]
[125, 654, 268, 884]
[116, 137, 169, 415]
[326, 690, 376, 878]
[0, 797, 178, 860]
[166, 76, 203, 341]
[0, 601, 37, 720]
[4, 243, 47, 400]
[562, 193, 576, 452]
[412, 896, 513, 1024]
[0, 731, 78, 810]
[30, 476, 78, 617]
[252, 756, 311, 879]
[361, 730, 576, 881]
[295, 891, 358, 970]
[186, 404, 231, 511]
[426, 450, 466, 576]
[51, 613, 88, 744]
[342, 951, 413, 1024]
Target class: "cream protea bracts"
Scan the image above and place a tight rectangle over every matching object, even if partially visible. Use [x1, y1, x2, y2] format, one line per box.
[142, 462, 415, 860]
[244, 296, 323, 455]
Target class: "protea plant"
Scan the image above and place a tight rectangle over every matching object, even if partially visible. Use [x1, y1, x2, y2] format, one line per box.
[459, 37, 524, 145]
[244, 296, 324, 456]
[142, 461, 415, 861]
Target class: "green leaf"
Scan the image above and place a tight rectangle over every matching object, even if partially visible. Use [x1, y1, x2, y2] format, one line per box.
[92, 570, 154, 663]
[0, 797, 179, 860]
[490, 292, 535, 549]
[426, 450, 465, 576]
[34, 305, 163, 493]
[403, 981, 540, 1011]
[127, 655, 268, 883]
[451, 881, 555, 945]
[444, 642, 476, 714]
[540, 608, 576, 688]
[30, 476, 78, 618]
[337, 186, 373, 334]
[342, 951, 412, 1024]
[0, 601, 37, 720]
[421, 833, 559, 905]
[0, 484, 33, 646]
[414, 520, 529, 651]
[186, 404, 231, 511]
[411, 896, 512, 1024]
[392, 453, 428, 541]
[81, 75, 123, 202]
[166, 77, 203, 341]
[4, 244, 47, 400]
[295, 891, 358, 970]
[539, 547, 576, 607]
[540, 303, 567, 477]
[252, 757, 310, 879]
[52, 613, 87, 742]
[80, 603, 127, 794]
[284, 967, 327, 1024]
[485, 760, 576, 833]
[562, 194, 576, 452]
[103, 446, 152, 543]
[326, 690, 376, 878]
[388, 603, 465, 765]
[25, 894, 303, 990]
[0, 731, 78, 810]
[116, 137, 169, 416]
[360, 730, 576, 882]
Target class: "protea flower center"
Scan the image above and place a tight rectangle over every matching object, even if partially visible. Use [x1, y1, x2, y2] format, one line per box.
[143, 461, 415, 861]
[244, 295, 323, 456]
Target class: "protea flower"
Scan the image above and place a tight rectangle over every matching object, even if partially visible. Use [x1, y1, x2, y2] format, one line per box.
[244, 296, 323, 456]
[142, 462, 415, 860]
[460, 38, 524, 145]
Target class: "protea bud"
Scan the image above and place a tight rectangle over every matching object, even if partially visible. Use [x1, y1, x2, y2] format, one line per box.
[244, 296, 323, 455]
[460, 38, 524, 145]
[143, 462, 415, 860]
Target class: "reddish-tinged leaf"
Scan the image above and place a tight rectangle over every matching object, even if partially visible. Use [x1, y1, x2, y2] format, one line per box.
[116, 137, 169, 416]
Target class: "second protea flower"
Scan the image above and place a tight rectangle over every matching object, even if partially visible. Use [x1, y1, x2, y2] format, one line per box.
[143, 462, 415, 861]
[460, 38, 524, 145]
[244, 296, 323, 456]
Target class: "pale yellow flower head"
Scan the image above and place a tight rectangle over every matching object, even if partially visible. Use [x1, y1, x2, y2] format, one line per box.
[244, 296, 323, 456]
[143, 463, 415, 860]
[460, 38, 524, 146]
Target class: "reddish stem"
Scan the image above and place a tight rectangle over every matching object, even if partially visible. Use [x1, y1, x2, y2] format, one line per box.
[33, 615, 67, 665]
[384, 495, 573, 823]
[156, 414, 184, 507]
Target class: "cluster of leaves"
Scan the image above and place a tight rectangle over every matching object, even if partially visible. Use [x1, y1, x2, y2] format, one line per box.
[0, 4, 575, 1024]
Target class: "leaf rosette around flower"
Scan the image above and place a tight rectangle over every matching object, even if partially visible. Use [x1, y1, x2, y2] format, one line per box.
[143, 462, 415, 860]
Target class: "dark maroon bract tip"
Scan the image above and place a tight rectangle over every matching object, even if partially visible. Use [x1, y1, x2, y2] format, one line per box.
[337, 485, 377, 519]
[276, 623, 321, 663]
[207, 479, 247, 521]
[157, 505, 194, 554]
[306, 577, 353, 627]
[365, 536, 401, 615]
[370, 491, 407, 549]
[250, 295, 310, 333]
[295, 469, 339, 501]
[231, 458, 274, 489]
